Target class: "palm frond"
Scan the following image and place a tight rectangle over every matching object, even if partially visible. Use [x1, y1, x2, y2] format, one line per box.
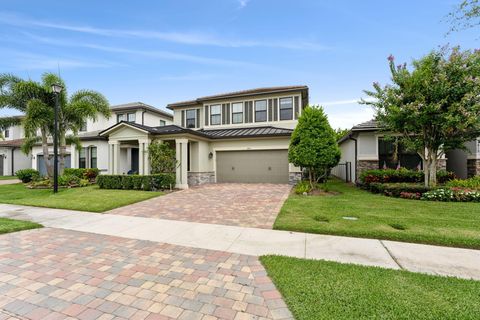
[23, 99, 54, 137]
[66, 135, 82, 151]
[20, 136, 41, 155]
[0, 117, 22, 130]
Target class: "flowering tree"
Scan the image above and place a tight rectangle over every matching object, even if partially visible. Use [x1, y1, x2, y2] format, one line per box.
[362, 47, 480, 187]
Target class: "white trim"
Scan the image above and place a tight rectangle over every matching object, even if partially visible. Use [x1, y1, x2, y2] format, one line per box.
[100, 122, 149, 136]
[230, 101, 244, 125]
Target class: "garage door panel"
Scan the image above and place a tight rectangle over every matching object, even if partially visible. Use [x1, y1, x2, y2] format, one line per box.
[216, 150, 288, 184]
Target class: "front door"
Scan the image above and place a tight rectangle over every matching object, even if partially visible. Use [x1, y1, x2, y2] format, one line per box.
[131, 148, 139, 174]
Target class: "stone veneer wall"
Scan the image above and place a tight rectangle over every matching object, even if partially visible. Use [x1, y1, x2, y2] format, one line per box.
[467, 159, 480, 177]
[357, 160, 378, 179]
[288, 172, 302, 185]
[187, 172, 215, 186]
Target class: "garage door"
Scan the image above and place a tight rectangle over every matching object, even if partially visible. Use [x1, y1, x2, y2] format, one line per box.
[216, 150, 289, 184]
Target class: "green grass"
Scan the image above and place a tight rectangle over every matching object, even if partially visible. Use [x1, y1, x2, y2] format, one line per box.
[0, 217, 42, 234]
[275, 180, 480, 249]
[0, 176, 17, 180]
[0, 183, 163, 212]
[261, 255, 480, 320]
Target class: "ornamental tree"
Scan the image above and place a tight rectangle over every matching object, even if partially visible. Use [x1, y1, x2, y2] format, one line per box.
[362, 47, 480, 187]
[148, 140, 177, 174]
[288, 106, 340, 187]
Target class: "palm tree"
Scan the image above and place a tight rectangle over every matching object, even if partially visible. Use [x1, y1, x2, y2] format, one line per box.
[0, 72, 110, 177]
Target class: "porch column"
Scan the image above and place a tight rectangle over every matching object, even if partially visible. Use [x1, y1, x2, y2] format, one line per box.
[70, 145, 78, 169]
[138, 142, 144, 175]
[175, 138, 188, 189]
[143, 139, 151, 175]
[109, 141, 120, 174]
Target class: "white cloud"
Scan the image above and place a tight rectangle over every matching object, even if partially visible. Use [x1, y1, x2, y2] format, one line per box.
[0, 12, 328, 51]
[238, 0, 250, 8]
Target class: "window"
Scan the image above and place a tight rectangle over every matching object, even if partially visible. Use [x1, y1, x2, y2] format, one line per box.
[232, 102, 243, 124]
[210, 105, 221, 125]
[127, 112, 136, 123]
[255, 100, 267, 122]
[80, 121, 87, 132]
[186, 109, 196, 128]
[4, 129, 9, 138]
[159, 120, 166, 126]
[90, 147, 97, 169]
[117, 114, 126, 123]
[378, 138, 422, 170]
[279, 97, 293, 120]
[79, 148, 86, 169]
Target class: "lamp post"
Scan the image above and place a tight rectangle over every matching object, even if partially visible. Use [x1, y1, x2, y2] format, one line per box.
[51, 83, 63, 193]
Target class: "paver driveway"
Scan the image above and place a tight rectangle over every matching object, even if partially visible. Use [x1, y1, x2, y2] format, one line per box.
[107, 184, 292, 229]
[0, 228, 292, 320]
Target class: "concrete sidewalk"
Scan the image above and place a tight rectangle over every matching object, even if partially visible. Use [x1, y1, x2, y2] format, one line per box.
[1, 203, 479, 281]
[0, 179, 21, 185]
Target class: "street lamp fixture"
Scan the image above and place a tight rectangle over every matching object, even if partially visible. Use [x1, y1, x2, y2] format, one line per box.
[51, 83, 63, 193]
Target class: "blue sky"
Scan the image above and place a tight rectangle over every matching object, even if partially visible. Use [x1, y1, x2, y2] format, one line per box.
[0, 0, 477, 128]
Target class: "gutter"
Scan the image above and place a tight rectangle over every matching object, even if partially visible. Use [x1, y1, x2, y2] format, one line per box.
[142, 109, 146, 125]
[349, 135, 358, 182]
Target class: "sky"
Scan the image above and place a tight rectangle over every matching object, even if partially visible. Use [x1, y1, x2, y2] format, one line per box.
[0, 0, 478, 129]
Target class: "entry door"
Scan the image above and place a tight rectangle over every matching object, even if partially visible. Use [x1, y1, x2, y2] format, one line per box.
[216, 150, 289, 184]
[131, 148, 139, 174]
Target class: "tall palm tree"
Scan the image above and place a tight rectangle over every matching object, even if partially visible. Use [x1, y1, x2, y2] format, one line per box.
[0, 72, 110, 177]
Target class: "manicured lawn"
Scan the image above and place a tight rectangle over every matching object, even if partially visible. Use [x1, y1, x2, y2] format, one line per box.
[274, 180, 480, 249]
[0, 176, 17, 180]
[0, 183, 163, 212]
[0, 217, 42, 234]
[261, 255, 480, 320]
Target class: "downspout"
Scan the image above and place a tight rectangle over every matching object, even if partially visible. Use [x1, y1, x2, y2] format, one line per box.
[142, 109, 146, 125]
[349, 136, 358, 183]
[11, 147, 15, 176]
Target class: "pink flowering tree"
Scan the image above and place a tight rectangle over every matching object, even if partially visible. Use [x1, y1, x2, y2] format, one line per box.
[362, 47, 480, 187]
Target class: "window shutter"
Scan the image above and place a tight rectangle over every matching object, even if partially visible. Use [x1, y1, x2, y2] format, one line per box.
[249, 101, 254, 123]
[226, 103, 230, 124]
[294, 96, 300, 119]
[222, 104, 226, 125]
[244, 102, 249, 123]
[181, 110, 185, 127]
[268, 99, 273, 122]
[205, 106, 209, 126]
[196, 109, 201, 128]
[273, 99, 278, 121]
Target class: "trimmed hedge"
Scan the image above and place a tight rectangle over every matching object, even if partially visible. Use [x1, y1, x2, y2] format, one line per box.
[96, 173, 175, 191]
[64, 168, 100, 181]
[366, 182, 431, 198]
[359, 168, 455, 185]
[15, 169, 40, 183]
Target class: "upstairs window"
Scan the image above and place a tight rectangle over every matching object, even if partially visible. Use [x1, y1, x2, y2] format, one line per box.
[80, 121, 87, 132]
[4, 129, 9, 138]
[127, 112, 136, 123]
[210, 105, 221, 125]
[255, 100, 267, 122]
[232, 102, 243, 124]
[279, 97, 293, 120]
[186, 109, 196, 128]
[159, 120, 166, 126]
[117, 114, 126, 123]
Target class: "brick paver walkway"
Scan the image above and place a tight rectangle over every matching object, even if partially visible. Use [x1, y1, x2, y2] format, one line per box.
[0, 228, 293, 320]
[107, 184, 292, 229]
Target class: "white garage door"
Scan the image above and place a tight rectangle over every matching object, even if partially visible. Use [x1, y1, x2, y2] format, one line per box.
[216, 150, 289, 184]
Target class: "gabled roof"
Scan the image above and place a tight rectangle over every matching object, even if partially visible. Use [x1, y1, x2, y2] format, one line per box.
[351, 119, 379, 131]
[167, 85, 309, 109]
[110, 102, 173, 119]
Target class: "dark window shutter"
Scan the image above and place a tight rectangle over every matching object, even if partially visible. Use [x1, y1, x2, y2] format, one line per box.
[249, 101, 254, 123]
[294, 96, 300, 119]
[244, 102, 249, 123]
[181, 110, 185, 127]
[222, 104, 226, 125]
[196, 109, 201, 128]
[273, 99, 278, 121]
[226, 103, 230, 124]
[205, 106, 209, 126]
[268, 99, 273, 122]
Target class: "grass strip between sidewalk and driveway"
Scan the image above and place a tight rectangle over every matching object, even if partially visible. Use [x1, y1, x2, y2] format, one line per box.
[0, 183, 163, 212]
[0, 217, 42, 234]
[274, 180, 480, 249]
[261, 255, 480, 320]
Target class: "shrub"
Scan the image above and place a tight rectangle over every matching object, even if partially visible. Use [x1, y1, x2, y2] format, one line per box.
[63, 168, 99, 181]
[365, 182, 431, 198]
[421, 188, 480, 202]
[58, 174, 81, 187]
[63, 168, 85, 178]
[15, 169, 40, 183]
[446, 176, 480, 190]
[97, 173, 175, 191]
[359, 168, 455, 185]
[295, 181, 312, 194]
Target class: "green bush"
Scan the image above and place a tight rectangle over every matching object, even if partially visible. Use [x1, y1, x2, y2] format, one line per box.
[446, 176, 480, 190]
[97, 173, 175, 191]
[359, 168, 455, 185]
[295, 181, 312, 194]
[366, 182, 431, 198]
[15, 169, 40, 183]
[422, 188, 480, 202]
[64, 168, 100, 181]
[58, 174, 81, 187]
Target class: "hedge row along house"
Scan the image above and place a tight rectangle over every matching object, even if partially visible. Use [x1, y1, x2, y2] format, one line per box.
[0, 86, 307, 188]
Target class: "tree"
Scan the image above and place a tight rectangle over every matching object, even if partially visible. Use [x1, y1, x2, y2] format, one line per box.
[447, 0, 480, 33]
[0, 72, 110, 177]
[362, 47, 480, 187]
[288, 106, 341, 187]
[148, 140, 177, 174]
[334, 128, 350, 141]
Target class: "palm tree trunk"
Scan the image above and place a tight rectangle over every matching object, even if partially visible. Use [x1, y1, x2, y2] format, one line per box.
[41, 128, 53, 178]
[59, 132, 67, 175]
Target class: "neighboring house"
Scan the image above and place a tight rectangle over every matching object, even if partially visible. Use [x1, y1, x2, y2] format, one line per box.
[0, 102, 173, 177]
[99, 86, 308, 188]
[332, 120, 448, 182]
[446, 140, 480, 179]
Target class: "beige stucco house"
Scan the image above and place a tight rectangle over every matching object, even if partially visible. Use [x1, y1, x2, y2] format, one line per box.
[99, 86, 308, 189]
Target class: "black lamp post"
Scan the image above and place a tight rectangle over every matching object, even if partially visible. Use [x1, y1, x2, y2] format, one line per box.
[51, 83, 63, 193]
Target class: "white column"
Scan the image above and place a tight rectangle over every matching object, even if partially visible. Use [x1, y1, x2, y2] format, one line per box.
[143, 139, 151, 175]
[109, 141, 120, 174]
[138, 142, 144, 175]
[108, 143, 114, 174]
[70, 145, 78, 169]
[175, 138, 188, 189]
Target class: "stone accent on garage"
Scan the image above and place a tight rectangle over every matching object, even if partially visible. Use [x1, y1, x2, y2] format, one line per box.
[467, 159, 480, 177]
[357, 160, 378, 179]
[187, 171, 215, 186]
[288, 172, 302, 185]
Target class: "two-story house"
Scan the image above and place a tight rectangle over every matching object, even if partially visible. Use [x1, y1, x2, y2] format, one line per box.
[100, 86, 308, 188]
[0, 103, 173, 176]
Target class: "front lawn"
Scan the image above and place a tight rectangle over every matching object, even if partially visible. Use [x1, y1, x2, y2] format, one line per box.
[0, 183, 162, 212]
[0, 176, 17, 180]
[0, 217, 42, 234]
[275, 180, 480, 249]
[261, 256, 480, 320]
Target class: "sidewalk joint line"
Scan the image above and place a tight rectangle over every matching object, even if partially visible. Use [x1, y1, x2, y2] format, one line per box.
[380, 240, 404, 270]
